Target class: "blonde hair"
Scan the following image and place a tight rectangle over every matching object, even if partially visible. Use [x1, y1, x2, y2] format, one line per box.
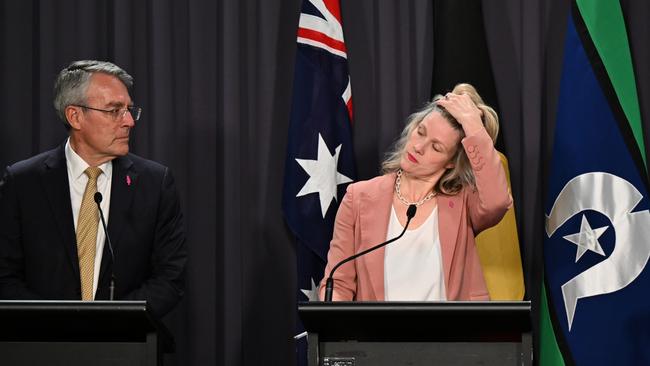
[381, 83, 499, 195]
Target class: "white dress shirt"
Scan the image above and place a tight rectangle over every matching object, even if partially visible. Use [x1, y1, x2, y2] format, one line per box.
[384, 205, 447, 301]
[65, 139, 112, 298]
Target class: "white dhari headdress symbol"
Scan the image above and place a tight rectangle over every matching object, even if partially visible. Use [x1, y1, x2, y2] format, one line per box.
[545, 172, 650, 330]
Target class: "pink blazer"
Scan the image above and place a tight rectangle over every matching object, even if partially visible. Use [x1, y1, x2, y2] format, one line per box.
[319, 129, 512, 301]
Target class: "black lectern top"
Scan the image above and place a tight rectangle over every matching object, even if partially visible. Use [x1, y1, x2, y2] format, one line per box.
[0, 300, 173, 351]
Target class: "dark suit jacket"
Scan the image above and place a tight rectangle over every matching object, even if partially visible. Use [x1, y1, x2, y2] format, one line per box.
[0, 143, 187, 318]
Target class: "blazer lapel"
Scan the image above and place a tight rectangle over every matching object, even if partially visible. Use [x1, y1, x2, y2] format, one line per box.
[42, 145, 79, 280]
[437, 193, 463, 288]
[358, 174, 395, 300]
[99, 155, 136, 281]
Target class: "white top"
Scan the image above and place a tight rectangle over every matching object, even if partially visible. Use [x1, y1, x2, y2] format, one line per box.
[384, 205, 447, 301]
[65, 138, 112, 298]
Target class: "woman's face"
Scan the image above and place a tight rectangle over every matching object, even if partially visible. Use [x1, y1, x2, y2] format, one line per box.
[400, 111, 461, 180]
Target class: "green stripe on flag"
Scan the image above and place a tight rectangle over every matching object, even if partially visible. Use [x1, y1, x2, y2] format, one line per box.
[539, 281, 565, 366]
[576, 0, 646, 168]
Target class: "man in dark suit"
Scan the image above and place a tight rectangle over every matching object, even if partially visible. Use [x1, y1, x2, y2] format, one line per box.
[0, 60, 187, 318]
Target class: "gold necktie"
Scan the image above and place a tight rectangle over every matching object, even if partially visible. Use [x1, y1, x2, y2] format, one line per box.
[76, 167, 102, 300]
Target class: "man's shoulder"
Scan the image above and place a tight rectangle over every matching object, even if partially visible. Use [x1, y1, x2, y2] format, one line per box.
[6, 146, 63, 176]
[118, 153, 171, 181]
[123, 153, 167, 171]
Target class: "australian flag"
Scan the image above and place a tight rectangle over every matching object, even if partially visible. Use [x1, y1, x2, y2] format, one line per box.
[542, 1, 650, 364]
[282, 0, 356, 364]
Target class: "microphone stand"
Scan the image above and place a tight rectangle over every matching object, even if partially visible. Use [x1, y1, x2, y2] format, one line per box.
[94, 192, 116, 301]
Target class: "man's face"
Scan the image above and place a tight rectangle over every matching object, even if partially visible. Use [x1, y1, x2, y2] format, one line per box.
[69, 73, 135, 164]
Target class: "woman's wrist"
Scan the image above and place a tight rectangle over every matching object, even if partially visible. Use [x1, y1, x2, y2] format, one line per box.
[461, 117, 485, 137]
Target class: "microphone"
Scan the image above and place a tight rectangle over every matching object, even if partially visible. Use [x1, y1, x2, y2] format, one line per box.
[94, 192, 116, 301]
[324, 204, 417, 302]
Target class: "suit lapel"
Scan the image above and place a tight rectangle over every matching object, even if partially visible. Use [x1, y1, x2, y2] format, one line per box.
[99, 155, 137, 281]
[42, 145, 79, 280]
[437, 192, 462, 288]
[358, 174, 395, 300]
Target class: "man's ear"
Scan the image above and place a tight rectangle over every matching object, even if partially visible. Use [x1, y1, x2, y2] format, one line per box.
[65, 106, 81, 130]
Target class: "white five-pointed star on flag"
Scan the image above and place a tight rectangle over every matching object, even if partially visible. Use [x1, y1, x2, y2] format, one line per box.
[563, 214, 608, 262]
[300, 278, 321, 302]
[295, 133, 352, 218]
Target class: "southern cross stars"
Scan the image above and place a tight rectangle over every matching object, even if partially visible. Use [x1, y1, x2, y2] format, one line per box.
[563, 214, 608, 262]
[295, 133, 352, 218]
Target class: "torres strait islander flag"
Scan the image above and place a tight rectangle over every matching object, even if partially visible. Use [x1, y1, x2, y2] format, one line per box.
[542, 0, 650, 364]
[282, 0, 355, 363]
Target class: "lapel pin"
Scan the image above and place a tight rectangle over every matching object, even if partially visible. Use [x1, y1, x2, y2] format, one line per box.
[126, 175, 132, 186]
[448, 201, 454, 208]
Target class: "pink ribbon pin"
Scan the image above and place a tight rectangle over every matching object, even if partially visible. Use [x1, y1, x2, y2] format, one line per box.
[126, 175, 132, 186]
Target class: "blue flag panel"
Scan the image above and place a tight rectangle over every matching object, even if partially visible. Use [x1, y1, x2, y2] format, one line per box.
[544, 12, 650, 365]
[282, 0, 356, 364]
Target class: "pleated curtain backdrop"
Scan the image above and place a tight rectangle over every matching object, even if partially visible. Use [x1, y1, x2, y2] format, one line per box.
[2, 0, 650, 365]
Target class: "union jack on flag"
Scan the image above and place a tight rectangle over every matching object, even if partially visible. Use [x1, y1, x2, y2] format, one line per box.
[282, 0, 356, 363]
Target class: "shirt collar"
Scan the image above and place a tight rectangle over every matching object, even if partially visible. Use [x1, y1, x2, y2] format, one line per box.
[64, 138, 112, 181]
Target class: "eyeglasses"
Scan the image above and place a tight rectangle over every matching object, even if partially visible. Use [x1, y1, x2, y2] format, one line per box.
[72, 104, 142, 122]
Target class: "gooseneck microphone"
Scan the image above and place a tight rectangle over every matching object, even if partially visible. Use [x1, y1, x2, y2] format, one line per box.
[94, 192, 116, 301]
[324, 204, 417, 302]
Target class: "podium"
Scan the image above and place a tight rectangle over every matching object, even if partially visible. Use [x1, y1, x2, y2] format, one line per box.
[0, 300, 172, 366]
[299, 301, 532, 366]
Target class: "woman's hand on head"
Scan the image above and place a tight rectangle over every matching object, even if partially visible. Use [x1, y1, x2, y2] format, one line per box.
[436, 93, 484, 136]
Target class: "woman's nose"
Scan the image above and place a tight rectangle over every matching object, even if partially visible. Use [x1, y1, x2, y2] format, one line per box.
[413, 142, 423, 154]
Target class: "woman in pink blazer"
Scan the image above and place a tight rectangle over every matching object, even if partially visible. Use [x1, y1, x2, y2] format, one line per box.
[320, 83, 512, 301]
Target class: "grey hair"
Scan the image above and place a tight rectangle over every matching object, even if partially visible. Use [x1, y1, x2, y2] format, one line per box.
[53, 60, 133, 128]
[381, 83, 499, 195]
